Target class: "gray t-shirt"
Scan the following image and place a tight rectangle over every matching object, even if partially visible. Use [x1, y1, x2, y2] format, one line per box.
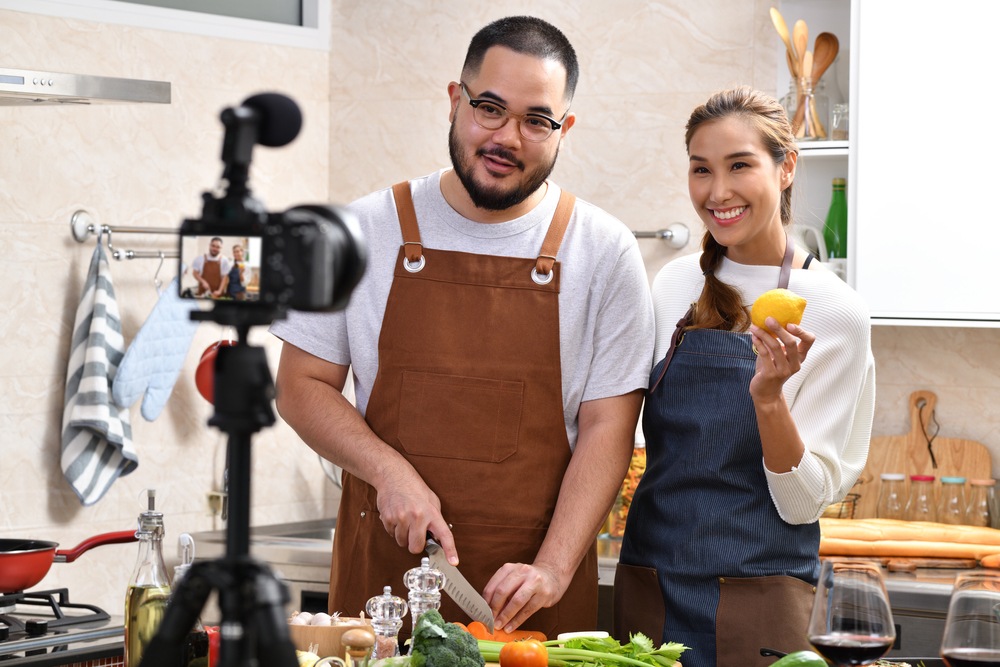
[270, 169, 654, 448]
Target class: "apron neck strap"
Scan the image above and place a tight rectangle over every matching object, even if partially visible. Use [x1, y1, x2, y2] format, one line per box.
[777, 232, 794, 290]
[534, 189, 576, 277]
[392, 181, 423, 264]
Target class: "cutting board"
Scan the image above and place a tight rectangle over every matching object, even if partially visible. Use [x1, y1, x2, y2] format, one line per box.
[851, 390, 993, 519]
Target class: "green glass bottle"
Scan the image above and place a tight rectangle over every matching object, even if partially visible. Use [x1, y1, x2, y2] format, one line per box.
[824, 178, 848, 259]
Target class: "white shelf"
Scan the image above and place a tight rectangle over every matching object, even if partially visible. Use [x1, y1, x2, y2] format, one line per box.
[797, 140, 849, 157]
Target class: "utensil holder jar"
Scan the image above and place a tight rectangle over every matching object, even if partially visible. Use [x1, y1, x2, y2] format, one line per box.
[782, 78, 829, 141]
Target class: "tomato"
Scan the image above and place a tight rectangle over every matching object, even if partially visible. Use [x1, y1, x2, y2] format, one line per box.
[499, 639, 548, 667]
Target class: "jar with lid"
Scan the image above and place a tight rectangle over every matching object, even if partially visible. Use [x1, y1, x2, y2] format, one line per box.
[938, 477, 967, 525]
[876, 473, 906, 520]
[965, 478, 996, 527]
[905, 474, 937, 522]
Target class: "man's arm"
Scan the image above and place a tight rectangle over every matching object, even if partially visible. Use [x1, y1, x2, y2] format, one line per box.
[274, 342, 460, 561]
[482, 389, 643, 631]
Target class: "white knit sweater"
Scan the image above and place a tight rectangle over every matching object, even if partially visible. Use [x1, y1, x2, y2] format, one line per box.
[649, 253, 876, 524]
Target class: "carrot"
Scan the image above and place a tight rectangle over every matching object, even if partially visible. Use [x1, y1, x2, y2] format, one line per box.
[466, 621, 546, 642]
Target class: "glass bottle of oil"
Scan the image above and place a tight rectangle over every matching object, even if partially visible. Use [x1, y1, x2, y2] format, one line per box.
[125, 490, 171, 667]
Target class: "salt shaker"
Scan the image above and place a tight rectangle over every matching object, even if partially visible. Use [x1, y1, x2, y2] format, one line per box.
[366, 585, 408, 660]
[404, 557, 445, 643]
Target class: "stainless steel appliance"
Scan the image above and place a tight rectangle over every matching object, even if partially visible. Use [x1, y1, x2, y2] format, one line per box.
[0, 67, 170, 105]
[0, 588, 123, 664]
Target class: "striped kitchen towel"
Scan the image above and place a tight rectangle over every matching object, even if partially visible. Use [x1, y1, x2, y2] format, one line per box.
[61, 240, 137, 505]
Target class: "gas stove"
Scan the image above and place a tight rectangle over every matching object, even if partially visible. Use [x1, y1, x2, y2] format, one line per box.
[0, 589, 123, 665]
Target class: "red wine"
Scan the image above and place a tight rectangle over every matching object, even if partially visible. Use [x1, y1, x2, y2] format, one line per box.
[810, 634, 892, 665]
[942, 648, 1000, 667]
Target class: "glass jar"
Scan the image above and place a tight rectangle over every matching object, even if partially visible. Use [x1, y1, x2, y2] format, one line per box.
[606, 443, 646, 538]
[876, 473, 906, 520]
[830, 103, 850, 141]
[965, 478, 996, 527]
[905, 474, 937, 522]
[938, 477, 967, 525]
[781, 78, 829, 141]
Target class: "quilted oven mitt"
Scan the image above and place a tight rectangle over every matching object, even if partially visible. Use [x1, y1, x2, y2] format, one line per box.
[113, 277, 200, 420]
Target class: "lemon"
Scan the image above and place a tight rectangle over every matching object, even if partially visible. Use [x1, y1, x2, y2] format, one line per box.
[750, 288, 807, 334]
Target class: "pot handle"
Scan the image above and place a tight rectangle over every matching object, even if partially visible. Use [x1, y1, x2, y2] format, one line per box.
[53, 530, 138, 563]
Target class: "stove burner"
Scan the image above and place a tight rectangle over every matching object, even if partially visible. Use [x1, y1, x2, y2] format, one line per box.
[0, 588, 109, 634]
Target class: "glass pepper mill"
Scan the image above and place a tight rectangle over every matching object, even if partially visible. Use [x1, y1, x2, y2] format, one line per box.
[404, 557, 445, 646]
[366, 585, 408, 660]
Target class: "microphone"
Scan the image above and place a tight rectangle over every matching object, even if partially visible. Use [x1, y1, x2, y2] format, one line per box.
[241, 92, 302, 147]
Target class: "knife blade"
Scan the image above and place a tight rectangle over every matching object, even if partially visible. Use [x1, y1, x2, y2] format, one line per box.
[425, 537, 495, 633]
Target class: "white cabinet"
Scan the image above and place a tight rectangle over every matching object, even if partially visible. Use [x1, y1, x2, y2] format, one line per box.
[852, 0, 1000, 325]
[781, 0, 1000, 326]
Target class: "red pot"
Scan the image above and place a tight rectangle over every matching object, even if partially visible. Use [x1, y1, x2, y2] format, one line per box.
[195, 339, 237, 404]
[0, 530, 136, 593]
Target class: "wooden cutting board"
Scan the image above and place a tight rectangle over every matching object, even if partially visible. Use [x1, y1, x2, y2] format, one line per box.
[851, 390, 993, 519]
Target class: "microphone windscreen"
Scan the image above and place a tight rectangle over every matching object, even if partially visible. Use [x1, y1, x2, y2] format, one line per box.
[242, 92, 303, 147]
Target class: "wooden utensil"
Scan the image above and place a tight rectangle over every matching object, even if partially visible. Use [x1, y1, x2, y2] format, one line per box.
[792, 50, 814, 136]
[769, 7, 799, 77]
[852, 390, 994, 519]
[792, 19, 809, 82]
[806, 31, 840, 139]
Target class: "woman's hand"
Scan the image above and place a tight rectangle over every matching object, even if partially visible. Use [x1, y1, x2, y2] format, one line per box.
[748, 319, 815, 401]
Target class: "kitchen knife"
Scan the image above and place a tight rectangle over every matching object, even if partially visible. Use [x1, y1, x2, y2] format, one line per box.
[425, 536, 495, 633]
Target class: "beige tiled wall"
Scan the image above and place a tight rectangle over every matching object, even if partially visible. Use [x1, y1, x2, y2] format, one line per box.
[2, 1, 999, 618]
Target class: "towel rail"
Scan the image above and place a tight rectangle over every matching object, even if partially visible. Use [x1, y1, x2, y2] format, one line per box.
[633, 222, 691, 249]
[70, 210, 179, 260]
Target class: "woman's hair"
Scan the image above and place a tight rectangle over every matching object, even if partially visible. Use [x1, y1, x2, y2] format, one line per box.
[684, 87, 798, 331]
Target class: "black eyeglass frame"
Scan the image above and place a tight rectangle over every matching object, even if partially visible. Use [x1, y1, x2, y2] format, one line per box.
[459, 81, 568, 141]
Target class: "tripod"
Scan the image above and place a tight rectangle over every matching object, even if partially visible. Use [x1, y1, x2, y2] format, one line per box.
[140, 305, 298, 667]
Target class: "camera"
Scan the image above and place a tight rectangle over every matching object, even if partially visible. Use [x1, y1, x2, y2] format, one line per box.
[178, 92, 366, 318]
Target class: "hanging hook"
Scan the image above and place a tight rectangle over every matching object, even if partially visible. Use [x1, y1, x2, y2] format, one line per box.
[153, 251, 166, 292]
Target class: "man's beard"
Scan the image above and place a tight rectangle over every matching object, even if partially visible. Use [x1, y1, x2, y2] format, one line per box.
[448, 122, 558, 212]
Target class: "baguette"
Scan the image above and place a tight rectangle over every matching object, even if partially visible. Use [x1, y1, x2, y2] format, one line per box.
[981, 553, 1000, 569]
[820, 537, 1000, 561]
[820, 518, 1000, 547]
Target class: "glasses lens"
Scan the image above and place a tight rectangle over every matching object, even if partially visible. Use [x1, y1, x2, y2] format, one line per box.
[520, 117, 555, 141]
[472, 103, 505, 129]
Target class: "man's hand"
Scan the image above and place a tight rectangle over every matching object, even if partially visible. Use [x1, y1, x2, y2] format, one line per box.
[373, 464, 459, 566]
[482, 562, 566, 633]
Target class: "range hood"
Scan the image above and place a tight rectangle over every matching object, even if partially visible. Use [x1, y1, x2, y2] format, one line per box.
[0, 67, 170, 106]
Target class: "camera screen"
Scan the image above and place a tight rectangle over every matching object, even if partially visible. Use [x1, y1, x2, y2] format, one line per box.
[179, 234, 263, 302]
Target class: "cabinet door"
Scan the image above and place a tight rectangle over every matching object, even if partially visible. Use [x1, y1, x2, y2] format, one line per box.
[853, 1, 1000, 324]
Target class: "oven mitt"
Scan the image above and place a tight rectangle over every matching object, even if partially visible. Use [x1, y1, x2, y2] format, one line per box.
[112, 277, 199, 421]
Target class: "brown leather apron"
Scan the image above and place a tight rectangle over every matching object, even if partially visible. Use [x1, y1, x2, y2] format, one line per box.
[198, 255, 222, 296]
[328, 181, 598, 638]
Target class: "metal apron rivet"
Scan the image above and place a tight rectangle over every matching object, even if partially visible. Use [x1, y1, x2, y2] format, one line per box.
[403, 255, 425, 273]
[531, 267, 553, 285]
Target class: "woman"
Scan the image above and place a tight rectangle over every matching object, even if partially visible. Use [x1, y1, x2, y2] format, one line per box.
[614, 88, 875, 667]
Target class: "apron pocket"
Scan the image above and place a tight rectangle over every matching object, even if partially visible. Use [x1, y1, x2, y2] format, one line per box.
[613, 563, 665, 645]
[398, 370, 522, 462]
[715, 575, 816, 667]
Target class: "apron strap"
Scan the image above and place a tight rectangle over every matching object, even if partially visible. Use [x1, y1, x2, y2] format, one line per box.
[392, 181, 423, 264]
[648, 233, 796, 395]
[534, 190, 576, 277]
[777, 232, 794, 289]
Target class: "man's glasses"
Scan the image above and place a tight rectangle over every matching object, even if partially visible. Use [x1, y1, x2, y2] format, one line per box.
[460, 82, 567, 142]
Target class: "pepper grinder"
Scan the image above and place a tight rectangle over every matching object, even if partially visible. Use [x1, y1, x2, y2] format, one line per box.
[366, 585, 408, 660]
[404, 557, 445, 644]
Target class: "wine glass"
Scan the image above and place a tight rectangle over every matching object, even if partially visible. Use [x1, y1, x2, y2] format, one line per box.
[940, 570, 1000, 666]
[807, 559, 896, 665]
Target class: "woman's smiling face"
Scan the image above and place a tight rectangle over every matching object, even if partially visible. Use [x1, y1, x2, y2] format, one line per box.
[687, 115, 795, 265]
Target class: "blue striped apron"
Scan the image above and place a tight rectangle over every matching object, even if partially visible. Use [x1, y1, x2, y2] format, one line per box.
[616, 241, 819, 667]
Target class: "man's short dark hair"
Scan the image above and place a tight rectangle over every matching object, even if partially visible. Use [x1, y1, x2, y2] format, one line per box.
[462, 16, 579, 103]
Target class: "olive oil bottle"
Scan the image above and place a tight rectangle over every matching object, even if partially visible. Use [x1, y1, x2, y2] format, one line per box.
[125, 490, 171, 667]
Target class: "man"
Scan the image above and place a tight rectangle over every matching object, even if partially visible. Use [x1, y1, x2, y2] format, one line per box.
[191, 236, 231, 298]
[271, 16, 653, 636]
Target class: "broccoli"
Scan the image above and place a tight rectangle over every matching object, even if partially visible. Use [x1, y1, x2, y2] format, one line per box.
[409, 609, 485, 667]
